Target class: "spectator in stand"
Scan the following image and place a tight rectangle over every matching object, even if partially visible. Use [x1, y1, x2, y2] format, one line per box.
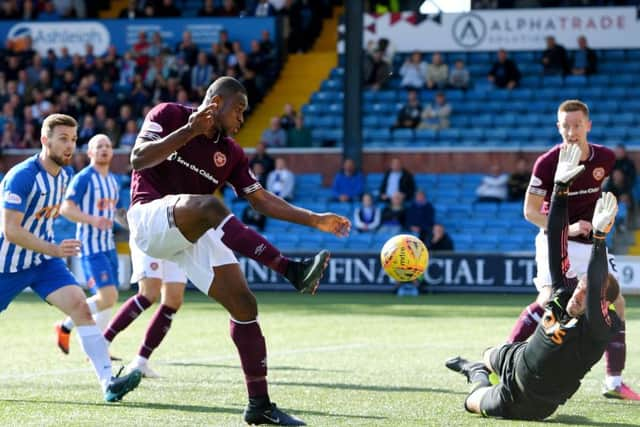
[605, 169, 634, 211]
[261, 116, 287, 147]
[53, 0, 86, 18]
[140, 3, 155, 17]
[542, 35, 569, 76]
[133, 31, 151, 75]
[156, 0, 181, 17]
[1, 121, 19, 148]
[405, 190, 435, 242]
[251, 0, 277, 16]
[353, 193, 381, 233]
[392, 89, 422, 130]
[214, 0, 239, 16]
[507, 157, 531, 201]
[571, 35, 597, 76]
[332, 158, 365, 203]
[119, 0, 143, 18]
[191, 52, 215, 94]
[103, 118, 121, 147]
[428, 224, 454, 252]
[198, 0, 216, 16]
[279, 103, 297, 131]
[21, 0, 38, 19]
[242, 204, 267, 232]
[287, 115, 312, 147]
[613, 144, 636, 191]
[380, 192, 407, 235]
[38, 1, 60, 20]
[119, 119, 139, 151]
[426, 52, 449, 90]
[488, 49, 521, 89]
[148, 32, 169, 59]
[71, 151, 89, 174]
[363, 48, 391, 91]
[251, 162, 268, 188]
[379, 157, 416, 203]
[175, 31, 199, 68]
[399, 51, 427, 90]
[250, 142, 275, 176]
[54, 47, 72, 78]
[418, 92, 451, 130]
[449, 59, 470, 90]
[0, 0, 19, 19]
[21, 122, 38, 148]
[266, 157, 295, 201]
[78, 114, 98, 147]
[476, 164, 509, 203]
[117, 51, 136, 91]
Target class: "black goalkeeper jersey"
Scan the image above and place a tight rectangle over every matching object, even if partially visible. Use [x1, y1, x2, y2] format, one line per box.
[516, 188, 621, 406]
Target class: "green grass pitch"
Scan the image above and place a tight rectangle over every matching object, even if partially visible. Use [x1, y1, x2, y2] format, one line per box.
[1, 291, 639, 426]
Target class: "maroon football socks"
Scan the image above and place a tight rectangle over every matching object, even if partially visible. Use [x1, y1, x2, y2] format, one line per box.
[220, 215, 289, 276]
[507, 302, 544, 343]
[230, 318, 268, 398]
[104, 294, 152, 342]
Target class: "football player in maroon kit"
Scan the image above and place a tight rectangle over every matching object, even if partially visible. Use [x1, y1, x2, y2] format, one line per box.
[127, 76, 351, 425]
[506, 99, 639, 400]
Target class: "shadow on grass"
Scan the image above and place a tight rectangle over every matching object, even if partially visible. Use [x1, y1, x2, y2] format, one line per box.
[271, 380, 465, 396]
[549, 414, 639, 427]
[0, 398, 239, 414]
[163, 361, 349, 373]
[0, 398, 387, 421]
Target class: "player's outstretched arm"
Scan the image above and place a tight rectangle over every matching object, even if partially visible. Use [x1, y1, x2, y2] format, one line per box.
[1, 208, 81, 257]
[246, 188, 351, 237]
[131, 103, 219, 170]
[60, 200, 113, 230]
[586, 193, 618, 335]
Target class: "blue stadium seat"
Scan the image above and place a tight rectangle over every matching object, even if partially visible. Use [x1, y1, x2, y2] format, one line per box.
[520, 76, 540, 88]
[485, 128, 509, 142]
[565, 75, 587, 87]
[588, 75, 610, 86]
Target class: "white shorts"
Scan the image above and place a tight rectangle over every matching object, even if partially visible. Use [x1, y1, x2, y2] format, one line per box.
[127, 195, 238, 294]
[533, 229, 618, 291]
[129, 235, 187, 284]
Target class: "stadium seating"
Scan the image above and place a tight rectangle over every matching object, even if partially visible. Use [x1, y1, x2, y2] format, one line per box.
[303, 49, 640, 149]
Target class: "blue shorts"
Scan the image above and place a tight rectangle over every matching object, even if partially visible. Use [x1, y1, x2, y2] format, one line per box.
[81, 250, 119, 295]
[0, 258, 79, 313]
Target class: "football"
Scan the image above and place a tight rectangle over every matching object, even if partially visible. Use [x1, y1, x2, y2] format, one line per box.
[380, 234, 429, 282]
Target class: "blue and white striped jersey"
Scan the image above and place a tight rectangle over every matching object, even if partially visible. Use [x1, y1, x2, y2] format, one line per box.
[64, 166, 120, 256]
[0, 155, 71, 273]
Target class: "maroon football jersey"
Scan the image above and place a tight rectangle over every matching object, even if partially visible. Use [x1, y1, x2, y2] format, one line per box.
[528, 143, 615, 243]
[130, 103, 260, 206]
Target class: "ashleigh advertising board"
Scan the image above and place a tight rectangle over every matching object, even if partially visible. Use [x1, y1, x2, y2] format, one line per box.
[0, 17, 275, 56]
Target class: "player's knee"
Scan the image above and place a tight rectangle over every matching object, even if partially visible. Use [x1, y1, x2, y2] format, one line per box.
[231, 292, 258, 321]
[70, 299, 93, 323]
[98, 286, 118, 308]
[535, 286, 552, 305]
[195, 196, 231, 227]
[140, 288, 160, 304]
[162, 294, 183, 310]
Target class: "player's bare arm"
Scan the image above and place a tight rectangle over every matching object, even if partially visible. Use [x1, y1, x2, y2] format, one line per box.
[523, 191, 548, 229]
[60, 200, 113, 231]
[245, 188, 351, 237]
[524, 191, 592, 236]
[1, 208, 80, 257]
[130, 103, 219, 171]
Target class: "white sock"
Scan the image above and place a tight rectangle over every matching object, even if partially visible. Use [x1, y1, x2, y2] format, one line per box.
[93, 308, 112, 332]
[62, 316, 75, 331]
[76, 325, 113, 392]
[65, 299, 100, 332]
[606, 375, 622, 390]
[133, 355, 149, 367]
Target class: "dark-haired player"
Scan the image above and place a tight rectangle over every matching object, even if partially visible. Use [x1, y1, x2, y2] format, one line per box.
[128, 76, 351, 425]
[507, 99, 638, 400]
[447, 144, 622, 420]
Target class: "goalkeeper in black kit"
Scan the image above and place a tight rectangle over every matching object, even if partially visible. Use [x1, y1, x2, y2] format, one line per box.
[446, 144, 622, 421]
